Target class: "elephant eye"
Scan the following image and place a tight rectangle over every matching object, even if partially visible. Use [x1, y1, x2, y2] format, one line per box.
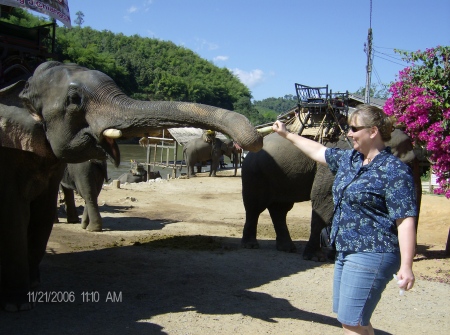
[66, 86, 83, 107]
[68, 93, 82, 106]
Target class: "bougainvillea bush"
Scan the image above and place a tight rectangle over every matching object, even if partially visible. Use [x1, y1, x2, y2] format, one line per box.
[384, 46, 450, 198]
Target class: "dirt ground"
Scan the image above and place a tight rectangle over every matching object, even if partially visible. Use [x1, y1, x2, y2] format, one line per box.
[2, 168, 449, 335]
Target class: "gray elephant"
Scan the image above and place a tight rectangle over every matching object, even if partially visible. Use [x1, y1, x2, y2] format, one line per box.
[0, 61, 262, 312]
[117, 161, 162, 183]
[60, 159, 108, 232]
[241, 129, 421, 261]
[183, 137, 238, 177]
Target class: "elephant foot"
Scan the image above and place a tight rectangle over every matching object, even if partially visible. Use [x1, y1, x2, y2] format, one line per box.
[241, 238, 260, 249]
[1, 290, 36, 312]
[85, 223, 102, 232]
[276, 241, 297, 253]
[302, 250, 326, 262]
[3, 301, 35, 312]
[66, 217, 81, 223]
[302, 245, 330, 262]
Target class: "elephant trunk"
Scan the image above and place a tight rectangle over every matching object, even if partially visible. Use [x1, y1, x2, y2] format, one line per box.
[88, 97, 263, 153]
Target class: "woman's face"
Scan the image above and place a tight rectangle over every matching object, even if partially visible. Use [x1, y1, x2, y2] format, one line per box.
[348, 116, 373, 153]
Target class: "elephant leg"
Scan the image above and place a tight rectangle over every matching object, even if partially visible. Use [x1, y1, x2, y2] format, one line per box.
[267, 202, 296, 252]
[61, 186, 80, 223]
[242, 208, 262, 249]
[304, 165, 335, 262]
[77, 171, 103, 232]
[187, 164, 198, 178]
[0, 201, 33, 312]
[28, 187, 59, 288]
[80, 205, 90, 229]
[210, 158, 220, 177]
[302, 209, 330, 261]
[84, 199, 102, 232]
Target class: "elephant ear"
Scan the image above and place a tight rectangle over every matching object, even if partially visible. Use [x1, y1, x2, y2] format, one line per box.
[18, 61, 63, 119]
[0, 104, 53, 159]
[0, 80, 27, 108]
[387, 129, 415, 164]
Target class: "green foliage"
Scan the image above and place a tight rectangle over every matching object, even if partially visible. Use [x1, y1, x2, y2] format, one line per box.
[353, 83, 389, 99]
[233, 97, 267, 125]
[1, 8, 274, 125]
[53, 26, 253, 116]
[74, 11, 84, 27]
[0, 7, 48, 27]
[253, 95, 298, 123]
[394, 47, 450, 109]
[420, 168, 431, 182]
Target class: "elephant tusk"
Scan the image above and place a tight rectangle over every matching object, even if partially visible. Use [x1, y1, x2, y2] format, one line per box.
[256, 126, 274, 136]
[103, 129, 122, 139]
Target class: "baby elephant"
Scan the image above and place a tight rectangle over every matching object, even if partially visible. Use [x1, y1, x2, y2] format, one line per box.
[117, 161, 161, 183]
[60, 159, 108, 232]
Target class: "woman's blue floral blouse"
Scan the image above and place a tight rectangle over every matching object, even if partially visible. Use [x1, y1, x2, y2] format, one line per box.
[325, 147, 418, 253]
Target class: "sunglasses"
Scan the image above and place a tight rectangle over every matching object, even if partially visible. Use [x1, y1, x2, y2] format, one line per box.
[349, 125, 372, 133]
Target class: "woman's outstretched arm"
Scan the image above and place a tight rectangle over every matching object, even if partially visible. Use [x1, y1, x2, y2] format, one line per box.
[272, 120, 327, 165]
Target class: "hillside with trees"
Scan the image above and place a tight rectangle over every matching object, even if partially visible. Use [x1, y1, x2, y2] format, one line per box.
[1, 7, 269, 125]
[253, 94, 298, 121]
[1, 8, 397, 127]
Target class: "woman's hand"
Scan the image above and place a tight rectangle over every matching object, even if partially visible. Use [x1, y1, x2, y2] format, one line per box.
[395, 268, 415, 291]
[272, 120, 288, 136]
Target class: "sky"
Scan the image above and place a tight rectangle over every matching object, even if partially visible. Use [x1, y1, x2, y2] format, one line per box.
[31, 0, 450, 101]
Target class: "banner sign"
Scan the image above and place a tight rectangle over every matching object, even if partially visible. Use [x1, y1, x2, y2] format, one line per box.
[0, 0, 71, 27]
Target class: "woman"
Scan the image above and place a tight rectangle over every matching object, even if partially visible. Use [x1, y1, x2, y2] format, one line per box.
[272, 104, 417, 335]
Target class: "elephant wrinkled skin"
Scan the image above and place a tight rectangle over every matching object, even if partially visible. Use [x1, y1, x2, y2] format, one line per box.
[241, 130, 421, 261]
[0, 61, 262, 312]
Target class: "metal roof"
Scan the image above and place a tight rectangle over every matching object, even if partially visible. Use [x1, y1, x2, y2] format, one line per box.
[348, 94, 386, 109]
[138, 128, 228, 146]
[167, 128, 227, 145]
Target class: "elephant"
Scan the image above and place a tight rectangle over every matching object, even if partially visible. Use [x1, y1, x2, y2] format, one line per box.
[183, 137, 239, 177]
[59, 159, 108, 232]
[117, 162, 162, 183]
[241, 129, 422, 261]
[0, 61, 263, 312]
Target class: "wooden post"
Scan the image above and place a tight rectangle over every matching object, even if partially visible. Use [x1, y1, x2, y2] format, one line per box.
[172, 142, 178, 178]
[146, 139, 150, 179]
[153, 143, 157, 170]
[166, 144, 169, 166]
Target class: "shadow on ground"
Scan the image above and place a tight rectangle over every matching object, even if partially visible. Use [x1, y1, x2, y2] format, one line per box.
[3, 234, 341, 335]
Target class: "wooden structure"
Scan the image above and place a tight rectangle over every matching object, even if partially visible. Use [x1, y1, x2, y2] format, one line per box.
[0, 5, 58, 88]
[294, 83, 349, 142]
[138, 128, 229, 179]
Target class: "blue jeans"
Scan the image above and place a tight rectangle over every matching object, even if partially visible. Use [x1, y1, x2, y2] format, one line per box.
[333, 251, 400, 326]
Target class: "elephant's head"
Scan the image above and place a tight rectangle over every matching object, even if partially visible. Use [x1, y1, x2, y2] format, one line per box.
[9, 61, 262, 166]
